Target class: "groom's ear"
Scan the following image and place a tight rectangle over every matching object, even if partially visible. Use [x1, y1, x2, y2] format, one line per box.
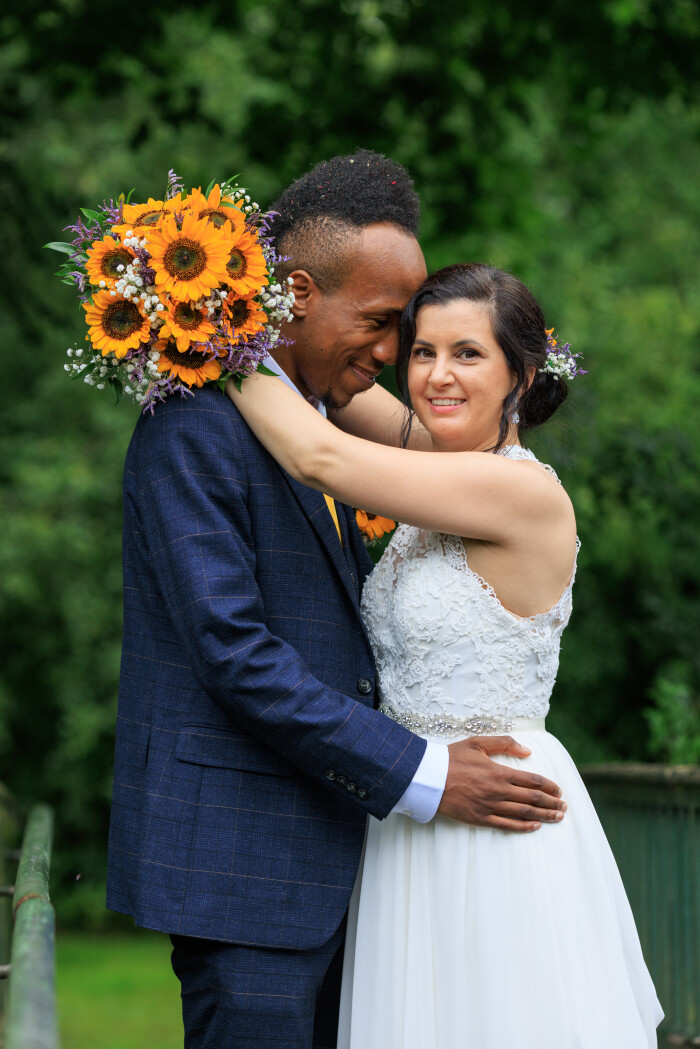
[287, 270, 319, 319]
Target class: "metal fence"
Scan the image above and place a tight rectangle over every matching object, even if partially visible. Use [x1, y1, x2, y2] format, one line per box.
[582, 763, 700, 1049]
[0, 793, 58, 1049]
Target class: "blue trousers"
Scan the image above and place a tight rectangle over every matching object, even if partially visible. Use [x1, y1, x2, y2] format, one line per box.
[170, 921, 346, 1049]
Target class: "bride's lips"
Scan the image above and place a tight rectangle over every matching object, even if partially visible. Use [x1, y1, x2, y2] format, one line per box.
[349, 363, 379, 389]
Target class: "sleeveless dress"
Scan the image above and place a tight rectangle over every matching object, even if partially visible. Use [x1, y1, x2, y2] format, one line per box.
[337, 446, 663, 1049]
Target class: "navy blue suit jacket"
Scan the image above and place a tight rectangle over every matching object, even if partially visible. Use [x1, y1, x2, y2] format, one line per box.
[107, 386, 426, 949]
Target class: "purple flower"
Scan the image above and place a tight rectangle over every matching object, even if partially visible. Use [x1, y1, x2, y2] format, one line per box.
[165, 169, 185, 201]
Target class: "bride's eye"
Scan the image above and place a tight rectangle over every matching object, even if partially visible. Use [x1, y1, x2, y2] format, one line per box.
[458, 348, 480, 360]
[411, 345, 433, 358]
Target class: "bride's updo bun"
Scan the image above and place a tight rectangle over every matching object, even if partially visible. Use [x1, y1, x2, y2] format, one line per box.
[397, 263, 568, 451]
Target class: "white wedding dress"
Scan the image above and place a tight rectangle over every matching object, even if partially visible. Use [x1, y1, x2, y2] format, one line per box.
[337, 446, 663, 1049]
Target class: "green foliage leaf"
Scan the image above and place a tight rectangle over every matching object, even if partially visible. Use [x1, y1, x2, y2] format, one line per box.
[45, 241, 76, 255]
[68, 360, 98, 381]
[108, 375, 123, 405]
[256, 363, 277, 376]
[80, 207, 105, 224]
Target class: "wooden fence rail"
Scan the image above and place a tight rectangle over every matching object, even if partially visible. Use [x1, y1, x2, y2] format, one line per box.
[0, 797, 57, 1049]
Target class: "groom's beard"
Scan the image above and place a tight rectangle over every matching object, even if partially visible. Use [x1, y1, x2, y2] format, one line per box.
[321, 389, 347, 413]
[321, 382, 375, 413]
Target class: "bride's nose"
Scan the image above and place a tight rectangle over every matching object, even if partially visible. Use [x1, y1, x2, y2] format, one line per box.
[429, 353, 455, 387]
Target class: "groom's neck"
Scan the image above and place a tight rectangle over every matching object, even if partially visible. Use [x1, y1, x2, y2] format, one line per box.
[268, 345, 315, 403]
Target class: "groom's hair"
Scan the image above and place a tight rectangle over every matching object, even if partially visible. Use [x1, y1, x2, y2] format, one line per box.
[269, 149, 420, 291]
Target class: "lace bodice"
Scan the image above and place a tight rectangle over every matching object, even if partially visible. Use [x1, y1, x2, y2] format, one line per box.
[360, 446, 579, 737]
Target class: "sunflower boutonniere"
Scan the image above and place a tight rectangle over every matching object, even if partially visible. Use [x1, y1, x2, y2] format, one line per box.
[355, 510, 397, 561]
[48, 170, 295, 412]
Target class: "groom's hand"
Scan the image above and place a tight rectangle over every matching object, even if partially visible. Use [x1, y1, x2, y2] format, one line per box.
[438, 736, 566, 832]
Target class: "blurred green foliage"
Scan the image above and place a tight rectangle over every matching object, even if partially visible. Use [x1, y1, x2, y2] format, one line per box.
[1, 0, 699, 925]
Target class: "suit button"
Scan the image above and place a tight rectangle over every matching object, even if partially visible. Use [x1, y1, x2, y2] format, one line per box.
[336, 775, 348, 788]
[357, 678, 373, 695]
[357, 788, 368, 800]
[325, 770, 337, 781]
[346, 782, 357, 794]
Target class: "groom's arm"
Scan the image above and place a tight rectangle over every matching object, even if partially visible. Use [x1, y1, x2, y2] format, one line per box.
[135, 392, 426, 819]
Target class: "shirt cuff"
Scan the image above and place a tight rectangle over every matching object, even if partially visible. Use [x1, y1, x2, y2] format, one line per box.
[390, 740, 449, 823]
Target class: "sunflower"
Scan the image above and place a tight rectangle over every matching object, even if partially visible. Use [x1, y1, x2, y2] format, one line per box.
[183, 185, 245, 232]
[145, 212, 234, 301]
[224, 225, 269, 297]
[222, 293, 267, 342]
[355, 510, 396, 542]
[82, 291, 151, 358]
[85, 235, 135, 287]
[153, 338, 224, 388]
[158, 300, 217, 352]
[112, 195, 182, 236]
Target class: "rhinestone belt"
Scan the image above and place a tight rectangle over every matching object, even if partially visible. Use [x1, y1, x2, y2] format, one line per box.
[378, 702, 546, 740]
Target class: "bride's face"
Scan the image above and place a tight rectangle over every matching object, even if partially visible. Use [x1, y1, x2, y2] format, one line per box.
[407, 299, 516, 453]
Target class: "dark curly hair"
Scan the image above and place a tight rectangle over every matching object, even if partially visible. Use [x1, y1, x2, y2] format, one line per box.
[269, 149, 420, 290]
[397, 263, 568, 451]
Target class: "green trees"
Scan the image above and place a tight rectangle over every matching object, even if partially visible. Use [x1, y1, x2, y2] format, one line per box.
[1, 0, 699, 923]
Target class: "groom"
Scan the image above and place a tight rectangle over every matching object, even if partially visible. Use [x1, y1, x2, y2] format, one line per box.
[107, 150, 565, 1048]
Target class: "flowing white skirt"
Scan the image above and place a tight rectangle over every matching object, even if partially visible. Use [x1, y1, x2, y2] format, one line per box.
[337, 728, 663, 1049]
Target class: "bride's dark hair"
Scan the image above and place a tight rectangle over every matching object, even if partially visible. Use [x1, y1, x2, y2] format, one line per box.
[397, 263, 568, 451]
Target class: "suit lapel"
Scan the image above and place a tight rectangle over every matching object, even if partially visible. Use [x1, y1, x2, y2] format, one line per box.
[282, 472, 362, 615]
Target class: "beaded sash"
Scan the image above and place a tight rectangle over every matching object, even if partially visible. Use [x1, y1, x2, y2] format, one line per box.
[378, 702, 546, 740]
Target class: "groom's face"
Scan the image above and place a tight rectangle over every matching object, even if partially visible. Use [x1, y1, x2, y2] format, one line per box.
[288, 222, 427, 410]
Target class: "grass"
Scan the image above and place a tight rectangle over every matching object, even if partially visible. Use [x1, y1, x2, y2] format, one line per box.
[56, 930, 182, 1049]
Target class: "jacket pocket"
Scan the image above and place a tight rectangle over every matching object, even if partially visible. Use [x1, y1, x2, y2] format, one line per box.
[175, 724, 296, 777]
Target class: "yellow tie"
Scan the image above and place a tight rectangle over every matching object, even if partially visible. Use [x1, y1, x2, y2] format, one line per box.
[323, 494, 343, 545]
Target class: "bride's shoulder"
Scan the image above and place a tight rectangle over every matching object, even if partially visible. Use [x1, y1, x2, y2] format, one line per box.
[499, 450, 576, 527]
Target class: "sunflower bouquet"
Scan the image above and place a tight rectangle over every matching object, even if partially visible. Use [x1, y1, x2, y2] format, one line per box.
[48, 170, 295, 410]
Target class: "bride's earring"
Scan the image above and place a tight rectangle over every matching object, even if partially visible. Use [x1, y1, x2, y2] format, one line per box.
[511, 404, 520, 425]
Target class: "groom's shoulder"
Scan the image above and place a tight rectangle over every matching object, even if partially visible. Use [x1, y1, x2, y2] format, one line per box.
[125, 386, 264, 491]
[132, 385, 254, 450]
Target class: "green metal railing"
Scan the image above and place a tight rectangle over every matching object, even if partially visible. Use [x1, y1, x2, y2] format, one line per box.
[0, 796, 57, 1049]
[582, 763, 700, 1049]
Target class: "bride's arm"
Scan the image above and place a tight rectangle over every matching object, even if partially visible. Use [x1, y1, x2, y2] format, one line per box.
[227, 373, 567, 543]
[327, 380, 433, 451]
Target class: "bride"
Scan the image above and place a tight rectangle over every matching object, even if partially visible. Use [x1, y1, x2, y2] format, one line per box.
[227, 262, 662, 1048]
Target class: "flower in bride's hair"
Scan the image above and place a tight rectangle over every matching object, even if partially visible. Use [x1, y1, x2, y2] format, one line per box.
[539, 329, 586, 381]
[184, 185, 246, 232]
[82, 291, 150, 358]
[153, 338, 225, 388]
[221, 292, 268, 342]
[85, 235, 135, 288]
[146, 212, 235, 301]
[355, 509, 396, 544]
[159, 299, 217, 352]
[224, 225, 269, 297]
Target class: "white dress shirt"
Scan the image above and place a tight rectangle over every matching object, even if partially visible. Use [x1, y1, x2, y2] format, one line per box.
[259, 354, 448, 822]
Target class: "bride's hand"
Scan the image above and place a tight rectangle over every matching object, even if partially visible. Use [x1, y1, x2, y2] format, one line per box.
[439, 736, 566, 832]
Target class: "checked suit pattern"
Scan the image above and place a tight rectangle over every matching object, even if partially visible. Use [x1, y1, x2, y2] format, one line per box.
[107, 386, 426, 950]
